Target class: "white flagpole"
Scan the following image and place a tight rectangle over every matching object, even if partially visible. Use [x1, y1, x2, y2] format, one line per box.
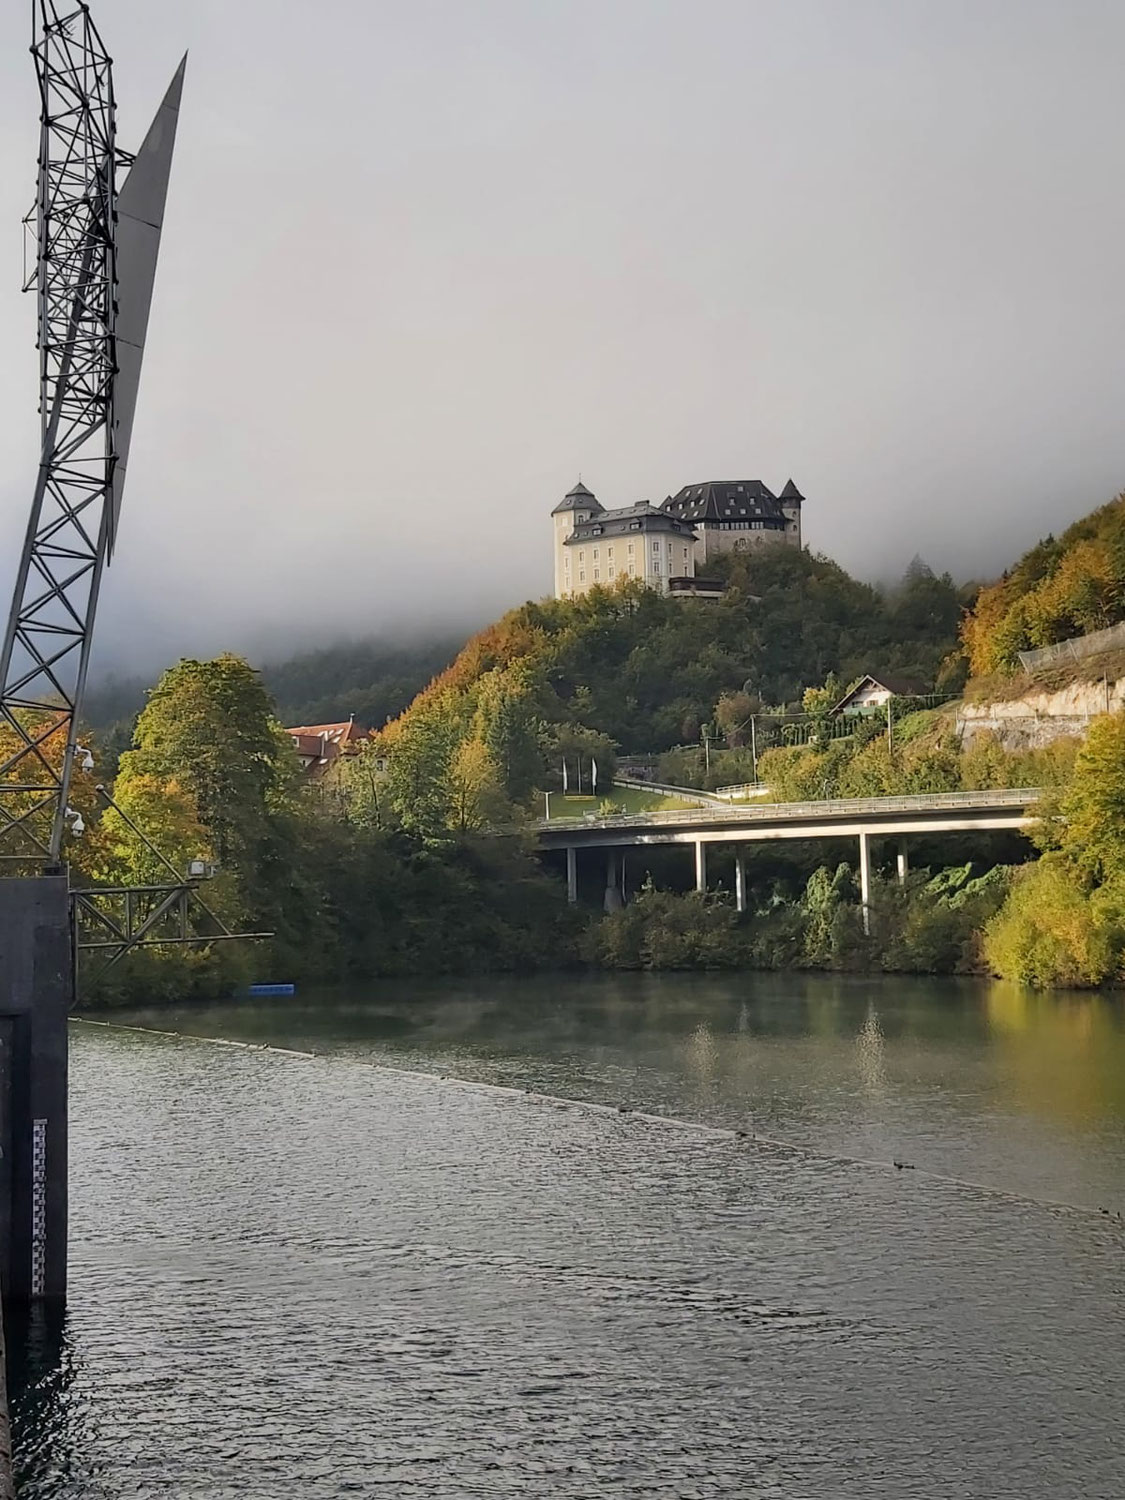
[592, 757, 598, 795]
[562, 757, 569, 794]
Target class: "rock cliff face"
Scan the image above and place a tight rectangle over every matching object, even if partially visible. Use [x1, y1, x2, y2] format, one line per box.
[958, 678, 1123, 747]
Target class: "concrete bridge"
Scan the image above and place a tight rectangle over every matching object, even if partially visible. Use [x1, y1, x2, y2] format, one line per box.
[536, 787, 1043, 919]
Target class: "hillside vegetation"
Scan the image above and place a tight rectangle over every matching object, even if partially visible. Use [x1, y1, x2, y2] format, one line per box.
[962, 492, 1125, 675]
[383, 548, 966, 760]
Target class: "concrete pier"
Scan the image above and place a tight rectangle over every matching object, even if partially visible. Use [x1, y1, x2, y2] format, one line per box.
[735, 854, 747, 914]
[858, 832, 872, 936]
[0, 877, 70, 1305]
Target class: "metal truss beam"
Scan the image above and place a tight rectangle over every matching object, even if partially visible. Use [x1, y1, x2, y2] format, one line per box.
[70, 785, 270, 985]
[72, 884, 271, 986]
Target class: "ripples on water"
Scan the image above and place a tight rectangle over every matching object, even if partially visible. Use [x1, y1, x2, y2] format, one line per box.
[9, 974, 1125, 1498]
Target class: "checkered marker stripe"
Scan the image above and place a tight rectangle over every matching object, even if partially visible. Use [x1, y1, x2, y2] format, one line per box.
[31, 1118, 47, 1297]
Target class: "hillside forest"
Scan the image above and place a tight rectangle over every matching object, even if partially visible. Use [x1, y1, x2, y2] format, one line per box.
[34, 491, 1125, 999]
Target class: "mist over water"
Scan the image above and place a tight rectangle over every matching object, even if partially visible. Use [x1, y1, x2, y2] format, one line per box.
[4, 0, 1125, 673]
[13, 975, 1123, 1498]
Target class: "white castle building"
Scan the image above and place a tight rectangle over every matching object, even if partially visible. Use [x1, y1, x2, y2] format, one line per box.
[551, 478, 804, 599]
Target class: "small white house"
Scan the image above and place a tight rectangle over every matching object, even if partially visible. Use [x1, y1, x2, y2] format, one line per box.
[830, 674, 928, 716]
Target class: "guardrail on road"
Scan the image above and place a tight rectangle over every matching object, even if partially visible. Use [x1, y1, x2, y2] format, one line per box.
[538, 787, 1043, 833]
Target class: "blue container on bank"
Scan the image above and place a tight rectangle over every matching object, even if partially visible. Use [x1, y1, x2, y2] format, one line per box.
[247, 983, 296, 997]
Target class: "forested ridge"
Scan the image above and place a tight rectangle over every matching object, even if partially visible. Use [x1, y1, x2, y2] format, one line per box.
[378, 547, 969, 760]
[42, 490, 1125, 998]
[82, 635, 464, 738]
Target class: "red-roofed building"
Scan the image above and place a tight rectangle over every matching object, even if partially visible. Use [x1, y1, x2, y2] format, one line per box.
[285, 718, 368, 775]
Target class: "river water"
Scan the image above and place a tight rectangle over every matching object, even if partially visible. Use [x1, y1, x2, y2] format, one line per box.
[10, 972, 1125, 1498]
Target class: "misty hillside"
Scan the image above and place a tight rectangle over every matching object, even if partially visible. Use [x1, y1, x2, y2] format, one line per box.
[83, 635, 464, 734]
[83, 544, 969, 755]
[382, 548, 970, 757]
[962, 493, 1125, 676]
[260, 637, 465, 728]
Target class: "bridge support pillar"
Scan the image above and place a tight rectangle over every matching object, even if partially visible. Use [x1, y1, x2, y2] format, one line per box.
[735, 854, 747, 913]
[604, 852, 623, 913]
[695, 841, 707, 894]
[858, 831, 872, 935]
[896, 839, 909, 887]
[566, 846, 577, 905]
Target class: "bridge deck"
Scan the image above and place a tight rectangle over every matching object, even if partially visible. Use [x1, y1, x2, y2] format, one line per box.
[536, 787, 1043, 849]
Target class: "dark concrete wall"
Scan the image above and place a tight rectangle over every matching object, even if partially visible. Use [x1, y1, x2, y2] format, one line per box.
[0, 878, 69, 1305]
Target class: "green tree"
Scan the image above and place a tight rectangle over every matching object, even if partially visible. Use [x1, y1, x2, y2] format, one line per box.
[111, 655, 301, 941]
[121, 655, 297, 874]
[476, 667, 544, 802]
[984, 711, 1125, 986]
[382, 699, 461, 842]
[95, 773, 212, 886]
[1053, 711, 1125, 882]
[448, 737, 509, 831]
[984, 858, 1124, 987]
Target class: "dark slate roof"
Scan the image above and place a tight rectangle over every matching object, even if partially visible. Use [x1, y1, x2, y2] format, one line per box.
[663, 480, 786, 525]
[551, 479, 604, 516]
[565, 501, 697, 544]
[779, 478, 805, 504]
[830, 674, 930, 714]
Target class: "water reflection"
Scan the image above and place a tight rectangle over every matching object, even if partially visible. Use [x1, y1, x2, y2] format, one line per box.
[984, 983, 1125, 1128]
[13, 984, 1124, 1499]
[855, 1004, 887, 1096]
[5, 1304, 79, 1495]
[108, 971, 1125, 1211]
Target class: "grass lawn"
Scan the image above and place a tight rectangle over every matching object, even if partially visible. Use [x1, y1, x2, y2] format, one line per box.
[542, 785, 699, 819]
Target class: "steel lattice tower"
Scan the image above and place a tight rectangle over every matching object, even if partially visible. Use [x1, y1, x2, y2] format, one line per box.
[0, 4, 118, 863]
[0, 3, 184, 865]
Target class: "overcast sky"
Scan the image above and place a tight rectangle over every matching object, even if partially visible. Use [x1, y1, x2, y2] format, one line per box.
[2, 0, 1125, 674]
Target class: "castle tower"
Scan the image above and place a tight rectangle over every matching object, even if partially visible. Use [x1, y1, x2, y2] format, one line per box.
[551, 480, 603, 597]
[778, 479, 805, 547]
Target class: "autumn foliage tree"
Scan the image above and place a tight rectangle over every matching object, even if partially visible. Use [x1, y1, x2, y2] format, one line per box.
[962, 494, 1125, 675]
[111, 655, 299, 920]
[985, 710, 1125, 986]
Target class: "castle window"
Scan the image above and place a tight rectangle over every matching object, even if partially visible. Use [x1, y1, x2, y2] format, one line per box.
[652, 541, 660, 552]
[607, 545, 614, 558]
[630, 521, 641, 531]
[627, 542, 634, 555]
[578, 550, 585, 562]
[593, 568, 600, 580]
[608, 567, 615, 579]
[593, 548, 599, 560]
[579, 570, 585, 582]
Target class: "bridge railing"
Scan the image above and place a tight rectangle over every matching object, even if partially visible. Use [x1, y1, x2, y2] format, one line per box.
[538, 787, 1043, 832]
